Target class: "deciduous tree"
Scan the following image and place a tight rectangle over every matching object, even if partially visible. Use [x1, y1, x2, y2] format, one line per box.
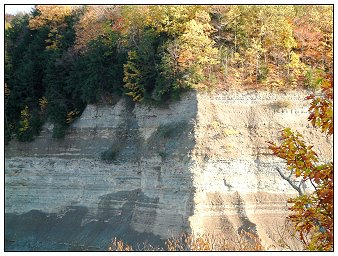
[268, 76, 333, 251]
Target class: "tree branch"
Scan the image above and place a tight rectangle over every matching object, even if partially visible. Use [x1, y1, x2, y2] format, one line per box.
[275, 167, 303, 196]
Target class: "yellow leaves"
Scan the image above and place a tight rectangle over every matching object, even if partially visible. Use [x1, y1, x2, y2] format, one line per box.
[219, 7, 308, 89]
[223, 129, 240, 136]
[165, 233, 213, 251]
[5, 21, 12, 30]
[307, 77, 333, 135]
[5, 83, 10, 97]
[146, 5, 207, 36]
[18, 106, 30, 133]
[66, 109, 80, 124]
[120, 5, 150, 33]
[287, 51, 307, 88]
[123, 50, 145, 102]
[269, 79, 333, 250]
[177, 11, 219, 69]
[211, 120, 220, 129]
[281, 25, 297, 50]
[74, 5, 122, 53]
[108, 237, 133, 251]
[288, 51, 301, 69]
[29, 5, 73, 30]
[194, 10, 215, 33]
[154, 7, 219, 89]
[38, 97, 48, 112]
[28, 5, 75, 50]
[20, 106, 30, 119]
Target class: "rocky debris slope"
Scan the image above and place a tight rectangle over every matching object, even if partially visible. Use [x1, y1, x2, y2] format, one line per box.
[5, 90, 332, 250]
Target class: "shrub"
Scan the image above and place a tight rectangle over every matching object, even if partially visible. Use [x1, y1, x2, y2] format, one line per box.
[101, 146, 119, 161]
[108, 231, 264, 251]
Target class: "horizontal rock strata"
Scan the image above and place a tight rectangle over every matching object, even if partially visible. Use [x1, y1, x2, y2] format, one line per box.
[5, 90, 332, 250]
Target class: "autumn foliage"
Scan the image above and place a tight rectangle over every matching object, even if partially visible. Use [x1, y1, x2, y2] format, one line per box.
[268, 76, 333, 251]
[5, 5, 332, 140]
[108, 231, 264, 251]
[4, 5, 333, 250]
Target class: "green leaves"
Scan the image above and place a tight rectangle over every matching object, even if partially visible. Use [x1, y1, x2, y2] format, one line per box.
[122, 7, 219, 102]
[5, 5, 333, 143]
[123, 29, 162, 102]
[16, 106, 43, 141]
[123, 50, 145, 102]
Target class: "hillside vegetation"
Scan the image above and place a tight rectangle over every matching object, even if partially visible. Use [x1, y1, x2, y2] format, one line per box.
[5, 5, 332, 142]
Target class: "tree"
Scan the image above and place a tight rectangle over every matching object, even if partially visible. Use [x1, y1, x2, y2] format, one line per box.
[268, 75, 333, 250]
[146, 5, 207, 37]
[73, 5, 122, 53]
[122, 7, 220, 102]
[153, 8, 219, 96]
[29, 5, 74, 49]
[5, 5, 333, 142]
[209, 5, 332, 90]
[123, 29, 163, 102]
[5, 14, 49, 141]
[293, 6, 333, 72]
[174, 10, 219, 88]
[69, 34, 126, 103]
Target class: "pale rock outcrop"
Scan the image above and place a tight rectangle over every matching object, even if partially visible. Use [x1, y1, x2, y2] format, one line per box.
[5, 90, 332, 250]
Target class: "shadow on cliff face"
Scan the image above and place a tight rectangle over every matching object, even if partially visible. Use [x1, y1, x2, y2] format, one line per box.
[232, 192, 262, 248]
[100, 97, 143, 162]
[233, 192, 257, 235]
[137, 92, 198, 236]
[203, 191, 261, 249]
[5, 190, 164, 251]
[5, 92, 199, 251]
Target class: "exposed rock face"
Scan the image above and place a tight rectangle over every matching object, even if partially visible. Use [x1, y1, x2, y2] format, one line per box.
[5, 90, 332, 250]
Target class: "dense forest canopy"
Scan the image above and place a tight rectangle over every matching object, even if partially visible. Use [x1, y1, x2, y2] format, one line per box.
[4, 5, 333, 142]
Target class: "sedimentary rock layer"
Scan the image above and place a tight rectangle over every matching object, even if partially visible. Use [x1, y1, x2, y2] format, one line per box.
[5, 90, 332, 250]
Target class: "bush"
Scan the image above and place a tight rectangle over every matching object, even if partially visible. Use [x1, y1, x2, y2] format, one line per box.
[52, 124, 67, 139]
[156, 121, 190, 139]
[304, 68, 324, 90]
[108, 231, 263, 251]
[101, 146, 119, 161]
[258, 64, 268, 82]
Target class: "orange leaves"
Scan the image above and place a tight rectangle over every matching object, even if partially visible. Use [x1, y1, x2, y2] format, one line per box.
[287, 183, 333, 250]
[74, 5, 122, 53]
[268, 78, 333, 250]
[29, 5, 73, 30]
[268, 128, 318, 179]
[293, 6, 332, 70]
[177, 49, 195, 65]
[28, 5, 75, 49]
[111, 17, 124, 31]
[108, 237, 133, 251]
[294, 6, 333, 69]
[209, 5, 332, 90]
[306, 76, 333, 135]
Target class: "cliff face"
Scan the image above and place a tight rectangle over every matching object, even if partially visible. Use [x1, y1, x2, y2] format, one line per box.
[5, 90, 332, 250]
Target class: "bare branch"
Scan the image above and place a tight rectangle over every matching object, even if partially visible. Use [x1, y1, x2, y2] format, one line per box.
[275, 167, 303, 196]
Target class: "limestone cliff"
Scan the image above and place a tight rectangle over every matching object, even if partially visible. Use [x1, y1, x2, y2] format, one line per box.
[5, 90, 332, 250]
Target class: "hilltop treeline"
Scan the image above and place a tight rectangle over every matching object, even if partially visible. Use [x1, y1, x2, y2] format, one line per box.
[5, 5, 332, 142]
